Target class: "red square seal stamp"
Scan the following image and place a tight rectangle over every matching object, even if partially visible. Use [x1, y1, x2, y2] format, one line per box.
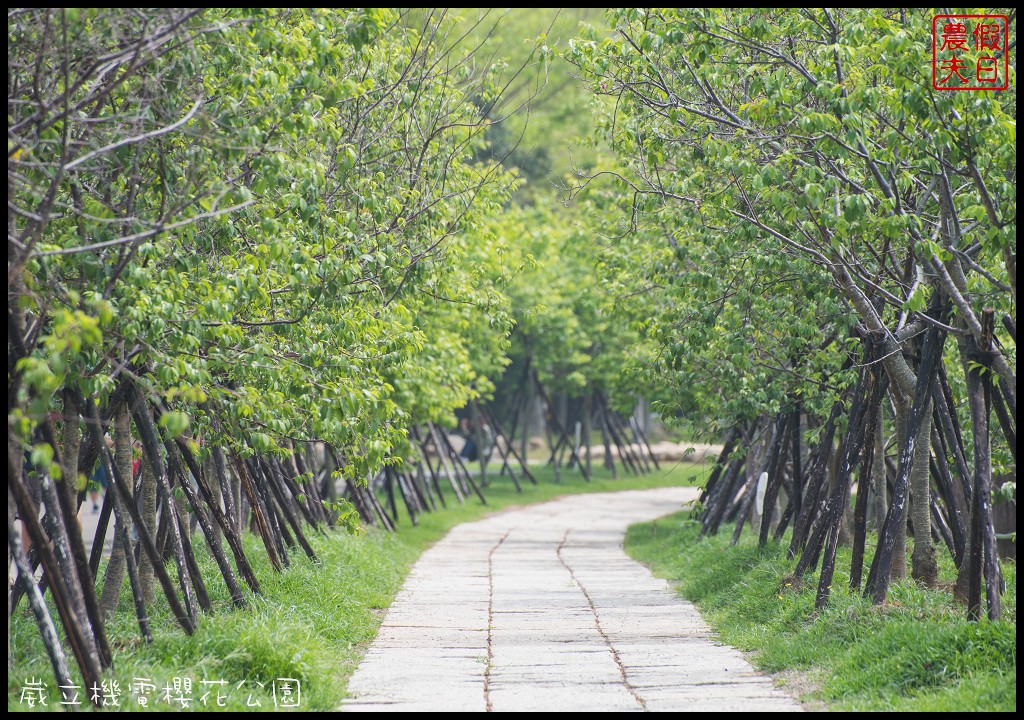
[933, 15, 1009, 90]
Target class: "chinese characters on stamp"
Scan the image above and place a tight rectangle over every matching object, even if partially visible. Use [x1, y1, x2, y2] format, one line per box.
[933, 15, 1009, 91]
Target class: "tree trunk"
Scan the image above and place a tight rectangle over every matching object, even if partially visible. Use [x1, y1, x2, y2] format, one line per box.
[758, 413, 789, 546]
[214, 446, 239, 537]
[830, 436, 854, 547]
[732, 421, 770, 545]
[582, 391, 593, 477]
[790, 406, 803, 521]
[470, 399, 487, 488]
[137, 454, 157, 605]
[891, 403, 908, 582]
[205, 451, 222, 544]
[99, 404, 132, 618]
[866, 319, 946, 603]
[556, 392, 568, 438]
[964, 309, 1002, 621]
[60, 392, 82, 513]
[599, 400, 616, 477]
[892, 495, 908, 582]
[520, 386, 532, 467]
[910, 399, 938, 586]
[44, 407, 114, 669]
[124, 389, 200, 620]
[870, 417, 887, 532]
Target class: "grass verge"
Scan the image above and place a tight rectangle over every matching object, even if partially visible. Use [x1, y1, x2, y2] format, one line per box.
[8, 461, 700, 712]
[624, 512, 1016, 711]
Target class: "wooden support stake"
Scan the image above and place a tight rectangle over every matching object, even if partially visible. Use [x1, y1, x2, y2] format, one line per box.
[233, 454, 284, 572]
[7, 502, 77, 705]
[865, 321, 946, 604]
[85, 417, 194, 635]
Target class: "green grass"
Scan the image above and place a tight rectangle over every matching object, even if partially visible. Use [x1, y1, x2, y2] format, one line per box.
[8, 462, 700, 712]
[624, 513, 1017, 712]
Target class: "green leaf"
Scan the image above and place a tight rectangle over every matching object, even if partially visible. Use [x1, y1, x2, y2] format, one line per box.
[159, 411, 190, 439]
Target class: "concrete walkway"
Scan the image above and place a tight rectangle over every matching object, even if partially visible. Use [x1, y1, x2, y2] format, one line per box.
[343, 487, 800, 712]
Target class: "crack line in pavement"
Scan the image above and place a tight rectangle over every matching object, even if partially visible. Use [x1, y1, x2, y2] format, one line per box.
[557, 529, 648, 712]
[484, 529, 511, 713]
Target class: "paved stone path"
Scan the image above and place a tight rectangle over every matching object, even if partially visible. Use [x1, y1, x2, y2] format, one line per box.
[343, 487, 800, 712]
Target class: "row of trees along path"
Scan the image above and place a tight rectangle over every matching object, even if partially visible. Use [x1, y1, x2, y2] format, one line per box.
[563, 8, 1014, 622]
[7, 9, 662, 706]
